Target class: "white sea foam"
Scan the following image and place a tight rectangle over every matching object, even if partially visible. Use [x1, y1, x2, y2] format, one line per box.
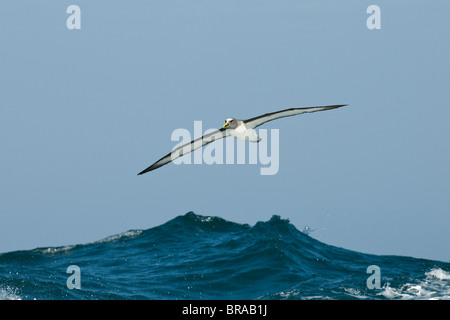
[341, 287, 370, 299]
[33, 230, 143, 255]
[378, 268, 450, 300]
[425, 268, 450, 281]
[36, 245, 76, 255]
[94, 230, 143, 244]
[0, 285, 22, 300]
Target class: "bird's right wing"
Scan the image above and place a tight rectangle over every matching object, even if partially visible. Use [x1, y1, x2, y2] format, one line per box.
[244, 104, 346, 129]
[138, 127, 229, 175]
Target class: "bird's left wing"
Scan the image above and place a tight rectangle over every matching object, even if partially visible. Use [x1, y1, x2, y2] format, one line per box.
[244, 104, 346, 129]
[138, 127, 229, 175]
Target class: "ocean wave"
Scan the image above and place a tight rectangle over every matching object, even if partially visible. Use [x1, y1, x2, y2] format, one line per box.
[0, 212, 449, 300]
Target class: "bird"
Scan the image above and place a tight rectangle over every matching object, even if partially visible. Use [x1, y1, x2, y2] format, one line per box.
[138, 104, 346, 175]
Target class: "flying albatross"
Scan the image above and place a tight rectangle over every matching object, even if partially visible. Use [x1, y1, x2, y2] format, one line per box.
[138, 104, 346, 175]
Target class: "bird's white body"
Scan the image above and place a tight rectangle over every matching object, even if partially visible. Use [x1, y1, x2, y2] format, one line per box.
[228, 119, 261, 142]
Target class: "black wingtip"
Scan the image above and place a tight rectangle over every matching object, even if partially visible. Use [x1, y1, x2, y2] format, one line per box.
[326, 104, 348, 110]
[137, 168, 151, 176]
[138, 163, 161, 175]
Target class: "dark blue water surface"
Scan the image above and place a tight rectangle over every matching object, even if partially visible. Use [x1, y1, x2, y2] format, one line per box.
[1, 212, 449, 300]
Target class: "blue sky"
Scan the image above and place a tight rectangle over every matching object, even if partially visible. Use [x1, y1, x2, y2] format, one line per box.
[1, 1, 449, 262]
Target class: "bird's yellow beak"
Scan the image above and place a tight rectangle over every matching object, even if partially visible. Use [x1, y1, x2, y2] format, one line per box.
[223, 121, 230, 129]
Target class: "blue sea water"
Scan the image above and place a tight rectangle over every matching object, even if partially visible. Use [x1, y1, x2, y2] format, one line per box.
[1, 212, 449, 300]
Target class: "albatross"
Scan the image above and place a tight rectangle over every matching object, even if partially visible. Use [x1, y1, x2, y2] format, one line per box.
[138, 104, 346, 175]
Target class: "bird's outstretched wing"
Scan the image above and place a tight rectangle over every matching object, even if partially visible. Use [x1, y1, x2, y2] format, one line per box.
[244, 104, 346, 129]
[138, 128, 229, 175]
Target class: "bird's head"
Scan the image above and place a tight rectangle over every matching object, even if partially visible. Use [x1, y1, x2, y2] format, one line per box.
[223, 118, 238, 129]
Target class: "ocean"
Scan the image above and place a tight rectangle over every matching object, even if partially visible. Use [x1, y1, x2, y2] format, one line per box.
[1, 212, 449, 300]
